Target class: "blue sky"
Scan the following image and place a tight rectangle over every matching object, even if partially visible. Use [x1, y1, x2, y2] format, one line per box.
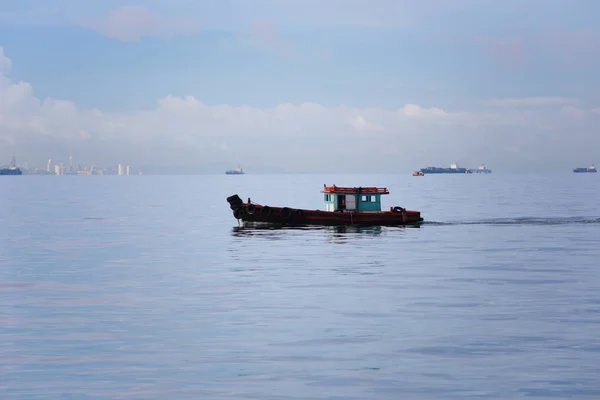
[1, 0, 599, 172]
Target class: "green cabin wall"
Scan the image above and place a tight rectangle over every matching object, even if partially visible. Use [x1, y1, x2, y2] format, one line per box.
[357, 194, 381, 211]
[323, 194, 337, 211]
[324, 193, 382, 211]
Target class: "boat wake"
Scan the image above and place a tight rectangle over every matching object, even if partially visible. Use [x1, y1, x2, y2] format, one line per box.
[424, 216, 600, 227]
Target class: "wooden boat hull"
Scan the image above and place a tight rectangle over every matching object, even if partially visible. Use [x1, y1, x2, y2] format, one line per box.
[226, 195, 423, 226]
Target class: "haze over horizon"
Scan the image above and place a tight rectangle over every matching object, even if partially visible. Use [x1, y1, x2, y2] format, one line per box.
[1, 0, 599, 173]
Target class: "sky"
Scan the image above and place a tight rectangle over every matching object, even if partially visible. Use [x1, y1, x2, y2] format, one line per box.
[1, 0, 599, 173]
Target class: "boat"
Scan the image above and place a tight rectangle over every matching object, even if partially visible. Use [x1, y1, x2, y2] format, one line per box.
[0, 167, 22, 175]
[225, 165, 244, 175]
[573, 164, 597, 173]
[473, 164, 492, 174]
[226, 184, 424, 226]
[413, 171, 424, 176]
[420, 162, 468, 174]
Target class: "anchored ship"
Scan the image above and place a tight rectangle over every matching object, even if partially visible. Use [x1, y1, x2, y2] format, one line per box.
[225, 165, 245, 175]
[420, 162, 468, 174]
[573, 164, 597, 173]
[473, 164, 492, 174]
[0, 166, 22, 175]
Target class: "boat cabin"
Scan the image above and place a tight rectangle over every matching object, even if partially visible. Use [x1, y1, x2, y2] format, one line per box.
[321, 184, 389, 212]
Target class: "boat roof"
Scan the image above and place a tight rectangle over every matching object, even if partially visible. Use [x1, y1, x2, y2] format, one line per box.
[321, 184, 389, 194]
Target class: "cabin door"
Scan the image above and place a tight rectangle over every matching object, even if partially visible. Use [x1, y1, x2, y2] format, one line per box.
[337, 195, 346, 210]
[345, 194, 356, 210]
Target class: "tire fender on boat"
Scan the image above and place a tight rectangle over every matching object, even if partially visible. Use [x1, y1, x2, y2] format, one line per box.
[281, 207, 292, 221]
[247, 203, 256, 215]
[261, 205, 271, 216]
[393, 206, 407, 223]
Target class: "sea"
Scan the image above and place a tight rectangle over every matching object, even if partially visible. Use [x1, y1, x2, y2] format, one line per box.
[1, 173, 600, 399]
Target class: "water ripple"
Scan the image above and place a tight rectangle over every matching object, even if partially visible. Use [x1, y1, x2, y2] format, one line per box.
[1, 174, 600, 399]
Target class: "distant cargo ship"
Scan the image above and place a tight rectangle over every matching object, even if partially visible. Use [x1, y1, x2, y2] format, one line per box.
[226, 165, 245, 175]
[573, 164, 597, 173]
[420, 162, 468, 174]
[473, 164, 492, 174]
[0, 167, 22, 175]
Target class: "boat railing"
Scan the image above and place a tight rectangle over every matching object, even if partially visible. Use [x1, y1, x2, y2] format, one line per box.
[322, 185, 389, 194]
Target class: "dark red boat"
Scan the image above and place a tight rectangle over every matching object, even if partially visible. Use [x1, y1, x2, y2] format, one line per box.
[226, 184, 424, 226]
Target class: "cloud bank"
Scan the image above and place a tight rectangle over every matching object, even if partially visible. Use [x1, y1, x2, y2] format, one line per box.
[1, 46, 599, 172]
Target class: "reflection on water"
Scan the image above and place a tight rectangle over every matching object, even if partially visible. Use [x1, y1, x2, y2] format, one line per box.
[231, 224, 411, 246]
[229, 224, 427, 248]
[326, 225, 384, 235]
[232, 223, 418, 235]
[231, 224, 388, 238]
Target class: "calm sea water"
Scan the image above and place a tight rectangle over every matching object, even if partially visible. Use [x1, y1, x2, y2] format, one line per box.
[1, 173, 600, 399]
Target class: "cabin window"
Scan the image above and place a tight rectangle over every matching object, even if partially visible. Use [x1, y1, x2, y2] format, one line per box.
[324, 194, 330, 201]
[370, 195, 376, 202]
[361, 195, 367, 202]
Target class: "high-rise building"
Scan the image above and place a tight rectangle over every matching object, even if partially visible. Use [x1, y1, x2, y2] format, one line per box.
[69, 155, 73, 173]
[126, 165, 130, 176]
[10, 156, 16, 166]
[118, 164, 124, 176]
[47, 159, 52, 173]
[54, 164, 61, 175]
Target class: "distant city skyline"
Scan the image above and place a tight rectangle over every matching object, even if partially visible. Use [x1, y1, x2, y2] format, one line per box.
[1, 1, 599, 173]
[4, 154, 139, 175]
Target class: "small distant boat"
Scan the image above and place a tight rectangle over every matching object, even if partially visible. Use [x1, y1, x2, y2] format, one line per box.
[0, 167, 22, 175]
[226, 165, 244, 175]
[413, 171, 424, 176]
[573, 164, 597, 173]
[226, 184, 423, 226]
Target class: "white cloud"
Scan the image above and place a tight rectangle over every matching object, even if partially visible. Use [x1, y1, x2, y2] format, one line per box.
[399, 104, 448, 118]
[1, 45, 598, 172]
[482, 97, 579, 107]
[559, 105, 586, 120]
[351, 115, 385, 133]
